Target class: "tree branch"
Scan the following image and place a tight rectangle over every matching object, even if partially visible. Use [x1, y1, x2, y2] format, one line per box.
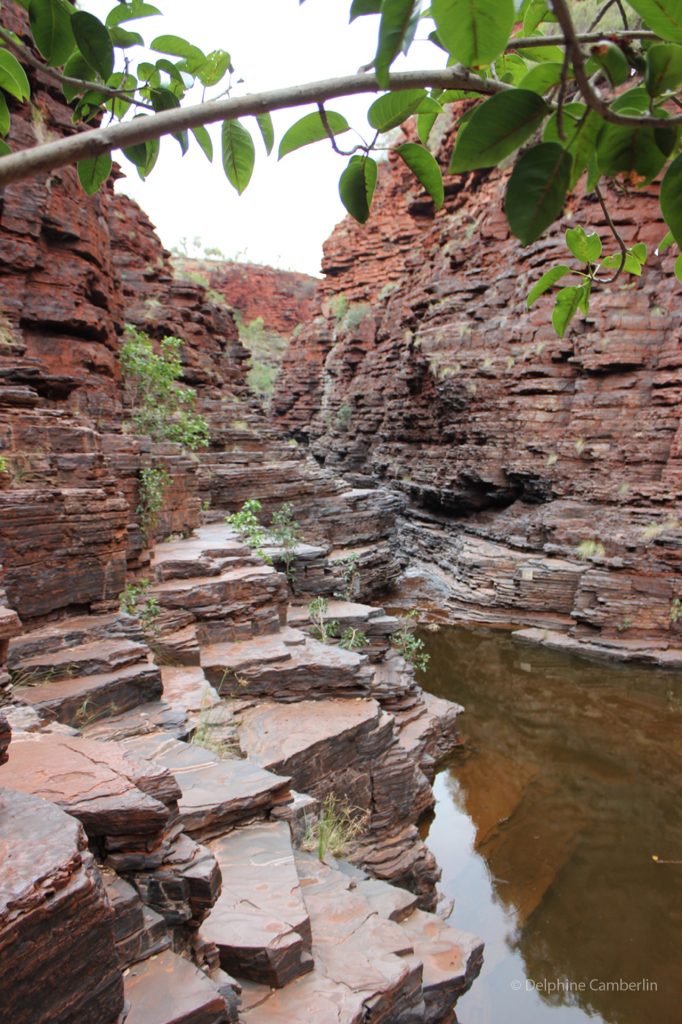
[0, 67, 506, 188]
[508, 29, 657, 48]
[594, 183, 628, 284]
[549, 0, 682, 128]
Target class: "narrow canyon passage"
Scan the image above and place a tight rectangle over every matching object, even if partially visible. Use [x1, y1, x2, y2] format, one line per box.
[419, 625, 682, 1024]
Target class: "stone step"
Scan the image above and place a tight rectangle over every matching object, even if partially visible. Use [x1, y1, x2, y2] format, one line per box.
[7, 611, 142, 662]
[201, 821, 313, 988]
[121, 734, 293, 841]
[202, 631, 372, 702]
[9, 636, 149, 684]
[123, 949, 229, 1024]
[150, 564, 286, 639]
[12, 658, 163, 728]
[241, 853, 424, 1024]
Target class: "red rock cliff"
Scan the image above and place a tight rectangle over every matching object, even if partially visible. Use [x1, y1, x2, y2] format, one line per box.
[273, 120, 682, 660]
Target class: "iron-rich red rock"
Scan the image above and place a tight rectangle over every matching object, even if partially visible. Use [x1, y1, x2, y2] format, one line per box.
[0, 788, 124, 1024]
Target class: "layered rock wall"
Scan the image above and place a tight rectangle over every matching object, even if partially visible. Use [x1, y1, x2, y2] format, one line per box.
[273, 120, 682, 660]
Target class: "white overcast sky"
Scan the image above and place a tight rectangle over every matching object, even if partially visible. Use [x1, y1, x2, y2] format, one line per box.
[82, 1, 442, 274]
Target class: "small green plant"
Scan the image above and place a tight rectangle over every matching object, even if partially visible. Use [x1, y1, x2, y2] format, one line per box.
[335, 403, 352, 431]
[329, 293, 349, 322]
[308, 597, 339, 644]
[338, 627, 369, 651]
[137, 465, 171, 539]
[201, 497, 211, 513]
[0, 455, 8, 474]
[270, 502, 301, 583]
[671, 599, 682, 625]
[120, 326, 209, 450]
[302, 793, 368, 862]
[575, 539, 606, 560]
[616, 617, 631, 633]
[225, 499, 271, 562]
[191, 712, 238, 758]
[339, 302, 371, 332]
[391, 610, 430, 672]
[119, 578, 161, 632]
[335, 552, 360, 601]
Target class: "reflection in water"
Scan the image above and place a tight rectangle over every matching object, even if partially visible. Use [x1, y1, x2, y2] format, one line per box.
[418, 626, 682, 1024]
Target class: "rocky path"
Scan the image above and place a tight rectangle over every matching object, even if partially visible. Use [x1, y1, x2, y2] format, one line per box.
[0, 521, 482, 1024]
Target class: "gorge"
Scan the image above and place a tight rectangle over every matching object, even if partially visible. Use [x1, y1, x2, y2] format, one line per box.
[1, 7, 681, 1023]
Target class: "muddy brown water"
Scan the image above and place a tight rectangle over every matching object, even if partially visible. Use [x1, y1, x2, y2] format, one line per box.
[417, 625, 682, 1024]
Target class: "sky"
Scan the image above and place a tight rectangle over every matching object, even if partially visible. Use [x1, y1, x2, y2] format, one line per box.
[82, 1, 442, 275]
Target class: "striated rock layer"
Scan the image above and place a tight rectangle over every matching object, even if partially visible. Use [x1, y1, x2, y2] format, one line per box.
[273, 119, 682, 661]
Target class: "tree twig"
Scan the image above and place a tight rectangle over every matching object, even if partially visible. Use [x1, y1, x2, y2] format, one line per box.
[549, 0, 682, 128]
[593, 183, 628, 284]
[317, 103, 366, 157]
[508, 29, 656, 48]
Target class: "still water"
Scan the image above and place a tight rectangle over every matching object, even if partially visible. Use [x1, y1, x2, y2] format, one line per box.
[418, 626, 682, 1024]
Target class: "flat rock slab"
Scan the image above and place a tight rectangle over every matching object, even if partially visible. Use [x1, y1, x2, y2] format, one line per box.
[123, 949, 228, 1024]
[13, 660, 163, 727]
[122, 735, 292, 841]
[0, 788, 124, 1024]
[204, 634, 372, 702]
[237, 697, 384, 784]
[202, 821, 312, 987]
[12, 636, 148, 682]
[1, 733, 179, 854]
[243, 854, 423, 1024]
[399, 909, 484, 1022]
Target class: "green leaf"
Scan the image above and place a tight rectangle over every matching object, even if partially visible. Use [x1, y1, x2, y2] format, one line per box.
[339, 155, 378, 223]
[255, 112, 274, 155]
[0, 138, 11, 156]
[523, 0, 554, 34]
[109, 26, 144, 48]
[396, 142, 444, 209]
[433, 0, 515, 66]
[72, 11, 114, 80]
[656, 229, 674, 255]
[77, 152, 112, 194]
[521, 42, 565, 63]
[62, 52, 96, 102]
[191, 125, 213, 162]
[645, 42, 682, 96]
[611, 86, 650, 114]
[0, 49, 31, 101]
[675, 252, 682, 282]
[661, 152, 682, 246]
[449, 89, 548, 172]
[552, 285, 583, 337]
[368, 89, 427, 132]
[106, 71, 137, 118]
[350, 0, 382, 18]
[0, 92, 9, 136]
[151, 34, 205, 63]
[589, 41, 630, 86]
[597, 119, 669, 184]
[565, 226, 602, 263]
[29, 0, 75, 66]
[527, 264, 572, 307]
[196, 50, 231, 87]
[432, 0, 512, 66]
[106, 3, 161, 27]
[278, 110, 349, 160]
[417, 110, 439, 145]
[221, 119, 255, 194]
[517, 61, 564, 94]
[493, 53, 529, 85]
[505, 142, 572, 245]
[626, 0, 682, 42]
[375, 0, 418, 87]
[543, 103, 603, 189]
[600, 249, 646, 275]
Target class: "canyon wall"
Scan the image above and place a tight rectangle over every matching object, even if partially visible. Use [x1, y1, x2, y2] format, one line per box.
[273, 119, 682, 662]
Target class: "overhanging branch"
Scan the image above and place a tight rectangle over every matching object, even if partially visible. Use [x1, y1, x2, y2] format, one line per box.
[0, 67, 504, 188]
